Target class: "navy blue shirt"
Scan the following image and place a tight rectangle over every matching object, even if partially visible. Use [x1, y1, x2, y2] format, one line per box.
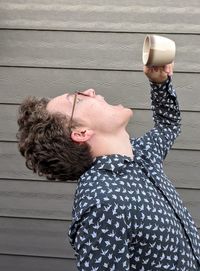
[69, 78, 200, 270]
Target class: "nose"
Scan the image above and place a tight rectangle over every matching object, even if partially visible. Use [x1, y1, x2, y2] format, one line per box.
[82, 88, 96, 97]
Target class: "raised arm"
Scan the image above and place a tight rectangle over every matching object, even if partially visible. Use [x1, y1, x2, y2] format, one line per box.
[136, 64, 181, 162]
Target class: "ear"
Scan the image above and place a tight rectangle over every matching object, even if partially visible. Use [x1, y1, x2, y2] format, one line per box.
[70, 127, 94, 143]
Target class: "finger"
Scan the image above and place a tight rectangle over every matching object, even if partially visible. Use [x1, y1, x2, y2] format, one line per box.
[143, 65, 152, 75]
[170, 62, 174, 76]
[164, 64, 170, 74]
[168, 62, 174, 76]
[169, 65, 173, 76]
[143, 65, 148, 73]
[164, 64, 173, 76]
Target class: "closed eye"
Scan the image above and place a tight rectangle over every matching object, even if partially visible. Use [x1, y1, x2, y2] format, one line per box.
[66, 93, 81, 104]
[66, 91, 90, 105]
[76, 92, 90, 103]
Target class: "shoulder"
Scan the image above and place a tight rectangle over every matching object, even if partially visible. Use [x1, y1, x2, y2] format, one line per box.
[72, 169, 116, 218]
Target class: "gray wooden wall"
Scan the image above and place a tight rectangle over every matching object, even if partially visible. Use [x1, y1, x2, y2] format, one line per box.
[0, 1, 200, 270]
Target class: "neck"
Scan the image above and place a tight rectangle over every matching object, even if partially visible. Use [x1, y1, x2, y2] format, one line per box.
[89, 129, 133, 159]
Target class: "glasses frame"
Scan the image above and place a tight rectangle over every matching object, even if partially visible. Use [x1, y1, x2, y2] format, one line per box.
[68, 91, 89, 132]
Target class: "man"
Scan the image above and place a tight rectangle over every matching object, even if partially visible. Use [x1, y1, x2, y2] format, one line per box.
[17, 64, 200, 270]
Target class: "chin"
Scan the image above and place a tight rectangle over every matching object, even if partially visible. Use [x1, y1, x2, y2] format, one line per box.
[120, 108, 133, 126]
[113, 106, 133, 123]
[125, 107, 133, 117]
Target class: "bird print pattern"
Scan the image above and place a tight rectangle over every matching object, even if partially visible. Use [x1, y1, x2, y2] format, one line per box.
[69, 78, 200, 271]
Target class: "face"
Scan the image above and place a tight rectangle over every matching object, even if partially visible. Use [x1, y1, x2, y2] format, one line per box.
[46, 89, 133, 134]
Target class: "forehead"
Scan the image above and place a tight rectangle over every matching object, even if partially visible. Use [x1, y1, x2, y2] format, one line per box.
[46, 93, 72, 115]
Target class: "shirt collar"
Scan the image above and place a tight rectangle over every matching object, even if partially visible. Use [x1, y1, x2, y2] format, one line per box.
[92, 154, 134, 173]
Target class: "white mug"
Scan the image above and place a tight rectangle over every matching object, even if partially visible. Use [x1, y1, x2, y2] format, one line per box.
[142, 34, 176, 66]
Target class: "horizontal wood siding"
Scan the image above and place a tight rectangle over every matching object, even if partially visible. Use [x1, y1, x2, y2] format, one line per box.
[0, 179, 75, 220]
[0, 1, 199, 270]
[0, 67, 200, 111]
[0, 31, 200, 72]
[0, 217, 74, 258]
[0, 255, 76, 271]
[0, 0, 199, 34]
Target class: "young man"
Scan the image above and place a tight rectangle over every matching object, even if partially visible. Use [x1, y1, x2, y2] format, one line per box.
[17, 64, 200, 270]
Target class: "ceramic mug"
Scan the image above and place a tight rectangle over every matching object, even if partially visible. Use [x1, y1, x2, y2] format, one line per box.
[142, 34, 176, 66]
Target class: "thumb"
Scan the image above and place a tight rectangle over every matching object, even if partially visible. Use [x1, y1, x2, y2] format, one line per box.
[164, 62, 174, 76]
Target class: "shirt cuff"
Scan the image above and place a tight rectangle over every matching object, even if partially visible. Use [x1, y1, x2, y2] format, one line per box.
[150, 76, 171, 90]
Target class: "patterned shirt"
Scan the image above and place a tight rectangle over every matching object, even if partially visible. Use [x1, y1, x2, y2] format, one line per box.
[69, 78, 200, 271]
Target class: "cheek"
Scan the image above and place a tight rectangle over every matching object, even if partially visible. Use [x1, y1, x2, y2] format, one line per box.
[75, 105, 100, 126]
[76, 103, 116, 128]
[85, 105, 109, 125]
[86, 104, 105, 116]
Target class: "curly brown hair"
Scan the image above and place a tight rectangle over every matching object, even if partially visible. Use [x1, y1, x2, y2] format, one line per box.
[16, 96, 93, 181]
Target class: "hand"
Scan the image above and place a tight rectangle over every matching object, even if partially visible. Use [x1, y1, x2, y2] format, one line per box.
[143, 63, 174, 84]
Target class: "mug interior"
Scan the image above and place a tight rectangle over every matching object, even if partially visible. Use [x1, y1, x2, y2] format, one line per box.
[142, 36, 151, 65]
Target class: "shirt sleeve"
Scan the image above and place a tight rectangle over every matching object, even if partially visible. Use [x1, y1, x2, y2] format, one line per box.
[72, 203, 131, 271]
[136, 77, 181, 163]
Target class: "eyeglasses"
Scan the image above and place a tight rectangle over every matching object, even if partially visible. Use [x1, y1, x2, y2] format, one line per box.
[68, 91, 89, 132]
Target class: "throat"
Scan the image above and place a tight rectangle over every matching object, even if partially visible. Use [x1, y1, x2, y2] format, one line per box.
[89, 130, 134, 159]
